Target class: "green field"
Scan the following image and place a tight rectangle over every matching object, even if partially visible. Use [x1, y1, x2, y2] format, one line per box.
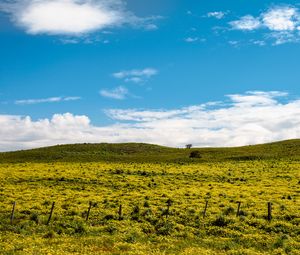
[1, 140, 300, 254]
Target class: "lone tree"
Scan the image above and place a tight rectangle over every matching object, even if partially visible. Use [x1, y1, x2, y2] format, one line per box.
[186, 144, 192, 149]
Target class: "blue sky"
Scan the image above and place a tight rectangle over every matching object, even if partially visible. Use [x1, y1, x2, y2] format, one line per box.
[1, 0, 300, 151]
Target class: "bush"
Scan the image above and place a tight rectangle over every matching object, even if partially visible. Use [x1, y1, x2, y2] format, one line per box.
[189, 151, 202, 158]
[212, 215, 231, 227]
[103, 214, 115, 221]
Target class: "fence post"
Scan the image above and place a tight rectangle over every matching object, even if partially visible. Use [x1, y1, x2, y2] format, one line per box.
[118, 204, 122, 220]
[166, 199, 173, 218]
[203, 200, 208, 218]
[267, 202, 272, 221]
[46, 202, 55, 225]
[236, 201, 241, 217]
[86, 201, 92, 221]
[10, 201, 16, 224]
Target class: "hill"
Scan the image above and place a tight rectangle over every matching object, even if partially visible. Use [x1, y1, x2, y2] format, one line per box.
[1, 139, 300, 163]
[1, 139, 300, 254]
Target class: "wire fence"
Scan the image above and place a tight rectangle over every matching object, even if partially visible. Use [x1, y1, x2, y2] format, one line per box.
[2, 198, 299, 226]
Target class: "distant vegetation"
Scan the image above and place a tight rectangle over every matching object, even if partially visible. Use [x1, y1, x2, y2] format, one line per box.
[0, 140, 300, 254]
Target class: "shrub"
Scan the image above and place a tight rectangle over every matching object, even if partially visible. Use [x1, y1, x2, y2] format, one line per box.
[212, 215, 231, 227]
[189, 151, 202, 158]
[103, 214, 115, 221]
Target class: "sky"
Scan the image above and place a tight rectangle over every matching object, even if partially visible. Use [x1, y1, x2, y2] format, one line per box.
[2, 0, 300, 151]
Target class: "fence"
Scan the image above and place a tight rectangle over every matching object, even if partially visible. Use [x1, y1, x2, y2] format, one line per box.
[5, 198, 289, 226]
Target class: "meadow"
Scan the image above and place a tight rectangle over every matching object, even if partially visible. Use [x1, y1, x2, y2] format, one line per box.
[0, 141, 300, 254]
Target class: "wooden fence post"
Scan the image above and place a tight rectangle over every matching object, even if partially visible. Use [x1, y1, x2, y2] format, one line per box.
[86, 201, 92, 221]
[46, 202, 55, 225]
[10, 201, 16, 224]
[236, 201, 241, 217]
[267, 202, 272, 221]
[203, 200, 208, 218]
[118, 204, 122, 220]
[166, 199, 173, 218]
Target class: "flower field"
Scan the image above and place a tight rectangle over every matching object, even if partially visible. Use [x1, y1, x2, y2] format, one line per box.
[0, 142, 300, 254]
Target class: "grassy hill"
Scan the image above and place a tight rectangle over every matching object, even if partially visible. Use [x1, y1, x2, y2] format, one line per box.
[1, 139, 300, 254]
[1, 139, 300, 163]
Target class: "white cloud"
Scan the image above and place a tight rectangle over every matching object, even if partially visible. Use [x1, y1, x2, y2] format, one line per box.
[230, 15, 261, 30]
[226, 91, 287, 107]
[228, 40, 239, 46]
[1, 0, 158, 35]
[0, 113, 92, 151]
[99, 86, 128, 100]
[262, 6, 298, 31]
[207, 11, 226, 19]
[112, 68, 158, 83]
[229, 5, 300, 45]
[268, 31, 300, 45]
[64, 96, 82, 101]
[252, 40, 266, 46]
[2, 91, 300, 151]
[184, 37, 198, 43]
[105, 107, 201, 122]
[230, 6, 300, 32]
[15, 96, 81, 105]
[184, 37, 206, 43]
[113, 68, 158, 79]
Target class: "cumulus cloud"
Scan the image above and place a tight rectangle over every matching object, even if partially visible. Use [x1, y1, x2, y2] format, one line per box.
[230, 6, 300, 32]
[0, 113, 92, 151]
[99, 86, 128, 100]
[229, 5, 300, 45]
[15, 96, 81, 105]
[2, 91, 300, 152]
[112, 68, 158, 84]
[0, 0, 158, 35]
[262, 6, 298, 31]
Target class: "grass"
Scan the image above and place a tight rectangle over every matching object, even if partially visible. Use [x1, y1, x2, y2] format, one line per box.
[1, 139, 300, 163]
[0, 140, 300, 254]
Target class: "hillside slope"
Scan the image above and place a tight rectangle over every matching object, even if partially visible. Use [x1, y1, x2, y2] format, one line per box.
[0, 139, 300, 163]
